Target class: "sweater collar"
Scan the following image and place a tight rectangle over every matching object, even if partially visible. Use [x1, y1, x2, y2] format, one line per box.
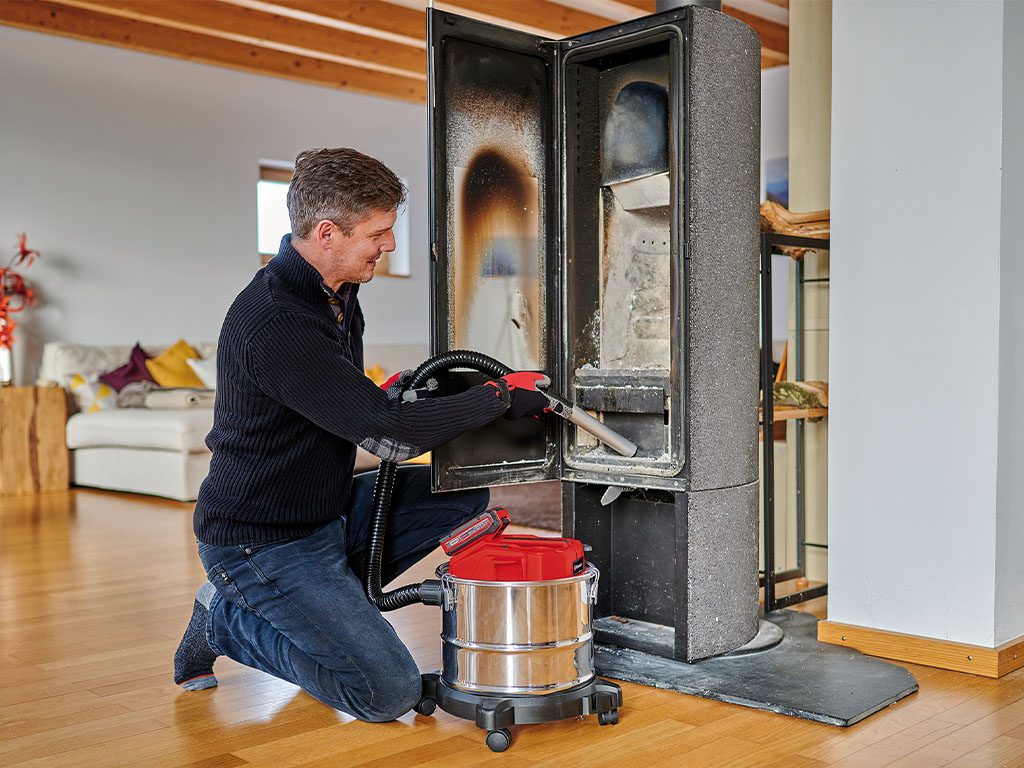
[267, 234, 359, 304]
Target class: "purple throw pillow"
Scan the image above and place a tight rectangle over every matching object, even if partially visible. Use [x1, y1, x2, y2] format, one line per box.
[100, 343, 156, 391]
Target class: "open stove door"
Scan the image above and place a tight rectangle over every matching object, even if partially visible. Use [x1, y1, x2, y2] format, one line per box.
[428, 9, 561, 491]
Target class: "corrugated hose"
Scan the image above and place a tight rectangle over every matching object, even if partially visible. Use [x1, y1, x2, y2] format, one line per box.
[363, 350, 512, 612]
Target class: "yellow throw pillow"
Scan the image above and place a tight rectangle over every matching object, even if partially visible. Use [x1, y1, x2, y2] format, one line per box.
[146, 339, 204, 388]
[365, 364, 387, 386]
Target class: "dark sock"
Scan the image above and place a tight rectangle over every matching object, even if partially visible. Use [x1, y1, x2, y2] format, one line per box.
[174, 591, 219, 690]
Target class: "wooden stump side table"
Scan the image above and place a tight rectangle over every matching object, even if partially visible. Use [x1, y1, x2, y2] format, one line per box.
[0, 385, 69, 495]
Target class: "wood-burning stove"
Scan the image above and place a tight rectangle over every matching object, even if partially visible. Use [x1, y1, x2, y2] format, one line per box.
[427, 4, 761, 662]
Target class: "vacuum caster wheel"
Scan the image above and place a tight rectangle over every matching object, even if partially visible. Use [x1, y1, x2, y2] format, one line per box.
[598, 709, 619, 725]
[414, 697, 436, 716]
[486, 728, 511, 752]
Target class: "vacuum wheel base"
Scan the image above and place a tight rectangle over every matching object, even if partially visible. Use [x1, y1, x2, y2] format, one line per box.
[419, 673, 622, 748]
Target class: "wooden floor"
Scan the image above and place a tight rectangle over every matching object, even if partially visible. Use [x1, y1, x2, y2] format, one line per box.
[2, 490, 1024, 768]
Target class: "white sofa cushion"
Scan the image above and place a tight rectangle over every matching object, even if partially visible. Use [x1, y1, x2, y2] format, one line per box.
[72, 447, 212, 502]
[66, 408, 213, 452]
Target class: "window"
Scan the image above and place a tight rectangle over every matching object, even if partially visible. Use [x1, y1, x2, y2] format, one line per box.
[256, 163, 411, 277]
[381, 204, 411, 277]
[258, 165, 292, 264]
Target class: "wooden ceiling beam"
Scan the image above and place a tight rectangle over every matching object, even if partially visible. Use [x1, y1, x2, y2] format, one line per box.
[553, 0, 649, 22]
[222, 0, 426, 48]
[595, 0, 654, 12]
[57, 0, 425, 79]
[0, 0, 426, 102]
[588, 0, 790, 13]
[469, 0, 787, 61]
[378, 0, 567, 40]
[433, 0, 618, 38]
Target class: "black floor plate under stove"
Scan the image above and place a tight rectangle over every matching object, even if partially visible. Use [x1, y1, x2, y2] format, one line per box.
[594, 609, 918, 726]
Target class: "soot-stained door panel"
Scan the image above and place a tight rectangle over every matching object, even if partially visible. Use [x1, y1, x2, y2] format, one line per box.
[428, 10, 559, 491]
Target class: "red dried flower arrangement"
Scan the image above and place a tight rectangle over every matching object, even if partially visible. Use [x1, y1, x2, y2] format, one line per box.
[0, 234, 40, 350]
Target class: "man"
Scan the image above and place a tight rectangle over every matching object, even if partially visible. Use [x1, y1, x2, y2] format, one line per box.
[173, 148, 549, 722]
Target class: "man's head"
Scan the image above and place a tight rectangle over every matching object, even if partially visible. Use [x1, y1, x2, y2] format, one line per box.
[287, 148, 406, 287]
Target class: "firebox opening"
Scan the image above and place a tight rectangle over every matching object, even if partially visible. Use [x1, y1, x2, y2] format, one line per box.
[563, 33, 683, 477]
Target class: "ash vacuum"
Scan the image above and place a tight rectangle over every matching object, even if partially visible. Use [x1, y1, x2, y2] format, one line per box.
[361, 351, 626, 753]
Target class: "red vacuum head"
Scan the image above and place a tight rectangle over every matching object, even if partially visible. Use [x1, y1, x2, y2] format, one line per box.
[442, 507, 586, 581]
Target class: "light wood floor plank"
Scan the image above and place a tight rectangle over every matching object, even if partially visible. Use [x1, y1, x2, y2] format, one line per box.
[886, 696, 1024, 768]
[827, 717, 964, 768]
[759, 755, 828, 768]
[944, 734, 1024, 767]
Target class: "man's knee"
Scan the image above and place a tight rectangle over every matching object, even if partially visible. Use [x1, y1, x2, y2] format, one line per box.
[317, 641, 422, 722]
[359, 657, 423, 722]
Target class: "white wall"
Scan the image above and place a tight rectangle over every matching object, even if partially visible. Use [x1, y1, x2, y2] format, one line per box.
[996, 0, 1024, 646]
[760, 65, 789, 203]
[761, 65, 790, 348]
[830, 0, 1008, 647]
[0, 26, 430, 383]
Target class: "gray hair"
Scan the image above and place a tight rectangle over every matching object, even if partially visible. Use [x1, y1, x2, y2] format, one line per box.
[287, 148, 407, 238]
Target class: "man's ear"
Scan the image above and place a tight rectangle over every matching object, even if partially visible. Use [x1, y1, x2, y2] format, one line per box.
[313, 219, 335, 248]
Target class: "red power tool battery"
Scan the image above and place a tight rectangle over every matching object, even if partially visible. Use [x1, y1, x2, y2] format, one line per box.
[449, 534, 586, 582]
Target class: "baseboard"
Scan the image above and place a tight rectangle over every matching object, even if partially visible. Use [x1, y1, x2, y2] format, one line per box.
[818, 620, 1024, 678]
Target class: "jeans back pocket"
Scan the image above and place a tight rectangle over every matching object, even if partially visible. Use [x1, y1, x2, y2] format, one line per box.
[206, 562, 264, 619]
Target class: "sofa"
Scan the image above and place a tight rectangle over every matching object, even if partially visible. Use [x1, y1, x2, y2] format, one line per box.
[40, 341, 429, 502]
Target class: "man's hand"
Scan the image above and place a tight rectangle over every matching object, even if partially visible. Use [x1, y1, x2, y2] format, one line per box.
[486, 372, 551, 420]
[380, 369, 413, 401]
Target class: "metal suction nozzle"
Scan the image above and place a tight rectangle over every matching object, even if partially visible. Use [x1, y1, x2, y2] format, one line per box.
[539, 385, 638, 458]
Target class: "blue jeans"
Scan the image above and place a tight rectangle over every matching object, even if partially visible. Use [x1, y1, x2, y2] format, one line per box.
[197, 465, 487, 722]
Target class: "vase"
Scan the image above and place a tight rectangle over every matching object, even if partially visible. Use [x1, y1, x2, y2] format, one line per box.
[0, 346, 12, 386]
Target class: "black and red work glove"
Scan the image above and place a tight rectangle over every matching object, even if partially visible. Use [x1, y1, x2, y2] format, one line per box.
[380, 369, 438, 402]
[379, 369, 413, 401]
[486, 372, 552, 420]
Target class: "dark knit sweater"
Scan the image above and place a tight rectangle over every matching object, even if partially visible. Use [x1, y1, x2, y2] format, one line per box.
[194, 235, 509, 545]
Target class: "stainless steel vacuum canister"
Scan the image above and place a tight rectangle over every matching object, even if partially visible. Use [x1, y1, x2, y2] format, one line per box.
[438, 564, 600, 695]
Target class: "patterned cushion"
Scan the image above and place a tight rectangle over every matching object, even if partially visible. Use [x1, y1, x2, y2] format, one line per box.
[64, 372, 117, 413]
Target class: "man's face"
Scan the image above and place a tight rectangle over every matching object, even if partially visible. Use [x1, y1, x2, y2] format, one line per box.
[328, 208, 397, 284]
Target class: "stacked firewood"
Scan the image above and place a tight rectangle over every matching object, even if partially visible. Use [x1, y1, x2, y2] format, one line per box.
[774, 380, 828, 409]
[759, 201, 830, 259]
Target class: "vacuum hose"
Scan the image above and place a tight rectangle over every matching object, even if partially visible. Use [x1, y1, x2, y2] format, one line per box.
[364, 350, 512, 612]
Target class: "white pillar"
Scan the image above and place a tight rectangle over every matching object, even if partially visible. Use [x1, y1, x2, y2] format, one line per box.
[830, 0, 1021, 648]
[995, 0, 1024, 646]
